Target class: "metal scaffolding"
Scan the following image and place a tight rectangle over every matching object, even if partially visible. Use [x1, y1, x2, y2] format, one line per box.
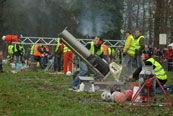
[13, 35, 125, 47]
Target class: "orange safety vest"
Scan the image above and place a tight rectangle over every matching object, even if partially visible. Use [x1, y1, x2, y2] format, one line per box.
[33, 44, 41, 56]
[102, 45, 108, 55]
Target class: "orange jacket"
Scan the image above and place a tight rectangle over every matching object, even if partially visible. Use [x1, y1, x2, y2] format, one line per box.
[33, 44, 41, 56]
[102, 45, 108, 55]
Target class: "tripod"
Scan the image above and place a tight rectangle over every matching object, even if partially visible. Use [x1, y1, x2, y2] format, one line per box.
[130, 76, 172, 106]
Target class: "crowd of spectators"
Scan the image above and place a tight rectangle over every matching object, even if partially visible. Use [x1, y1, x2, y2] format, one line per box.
[113, 45, 173, 72]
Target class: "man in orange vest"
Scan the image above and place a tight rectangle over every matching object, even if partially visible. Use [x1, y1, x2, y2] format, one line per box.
[33, 44, 44, 67]
[61, 42, 73, 74]
[102, 44, 109, 63]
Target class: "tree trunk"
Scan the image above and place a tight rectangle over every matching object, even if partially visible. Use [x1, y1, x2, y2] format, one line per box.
[154, 0, 164, 47]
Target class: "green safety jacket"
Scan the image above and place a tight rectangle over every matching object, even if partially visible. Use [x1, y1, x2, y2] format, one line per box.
[124, 35, 136, 56]
[8, 45, 14, 54]
[135, 35, 144, 50]
[20, 46, 25, 55]
[146, 58, 167, 80]
[87, 42, 103, 56]
[55, 38, 60, 52]
[30, 45, 35, 55]
[63, 44, 71, 53]
[111, 48, 115, 56]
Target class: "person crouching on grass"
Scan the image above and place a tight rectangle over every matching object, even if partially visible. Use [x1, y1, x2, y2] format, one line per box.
[127, 53, 167, 88]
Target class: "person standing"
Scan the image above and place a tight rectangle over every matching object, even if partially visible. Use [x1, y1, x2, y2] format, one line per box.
[122, 31, 135, 79]
[13, 44, 22, 64]
[8, 43, 14, 63]
[53, 38, 62, 72]
[61, 43, 73, 74]
[135, 29, 145, 68]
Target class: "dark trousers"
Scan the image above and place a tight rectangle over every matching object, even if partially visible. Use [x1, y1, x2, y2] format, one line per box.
[54, 56, 61, 72]
[33, 56, 42, 68]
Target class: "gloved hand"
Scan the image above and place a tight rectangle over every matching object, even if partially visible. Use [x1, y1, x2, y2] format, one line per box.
[123, 52, 126, 57]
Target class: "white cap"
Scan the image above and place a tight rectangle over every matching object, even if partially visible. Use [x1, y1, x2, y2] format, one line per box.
[2, 36, 6, 40]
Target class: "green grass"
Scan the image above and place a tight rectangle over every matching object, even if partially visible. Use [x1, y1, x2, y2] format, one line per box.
[0, 65, 173, 116]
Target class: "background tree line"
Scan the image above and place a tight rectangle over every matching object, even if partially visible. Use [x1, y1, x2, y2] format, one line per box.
[0, 0, 173, 56]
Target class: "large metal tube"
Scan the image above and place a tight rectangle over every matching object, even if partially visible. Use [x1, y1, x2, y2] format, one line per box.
[60, 30, 91, 59]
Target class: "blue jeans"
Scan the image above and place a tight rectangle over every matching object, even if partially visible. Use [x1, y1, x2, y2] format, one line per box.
[54, 56, 61, 72]
[122, 54, 133, 78]
[136, 54, 142, 68]
[41, 56, 48, 68]
[71, 61, 88, 86]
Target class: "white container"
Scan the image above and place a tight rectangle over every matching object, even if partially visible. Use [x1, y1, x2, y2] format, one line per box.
[79, 82, 85, 92]
[91, 84, 95, 92]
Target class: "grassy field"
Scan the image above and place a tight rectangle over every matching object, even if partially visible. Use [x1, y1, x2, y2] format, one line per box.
[0, 65, 173, 116]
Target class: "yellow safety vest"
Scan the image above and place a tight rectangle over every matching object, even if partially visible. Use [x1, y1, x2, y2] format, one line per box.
[55, 38, 60, 52]
[87, 42, 103, 56]
[124, 35, 136, 56]
[111, 48, 115, 56]
[135, 35, 144, 50]
[63, 44, 71, 53]
[14, 44, 19, 52]
[8, 45, 14, 54]
[108, 48, 111, 56]
[146, 58, 167, 80]
[20, 46, 25, 55]
[30, 45, 35, 55]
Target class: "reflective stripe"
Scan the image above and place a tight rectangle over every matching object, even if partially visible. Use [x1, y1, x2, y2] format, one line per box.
[130, 45, 135, 48]
[155, 67, 163, 73]
[156, 73, 166, 76]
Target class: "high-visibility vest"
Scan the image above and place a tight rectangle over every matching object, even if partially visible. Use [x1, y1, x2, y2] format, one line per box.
[102, 45, 108, 55]
[108, 48, 111, 56]
[87, 42, 103, 56]
[14, 44, 19, 53]
[63, 44, 71, 53]
[30, 45, 35, 55]
[44, 46, 49, 52]
[146, 58, 167, 80]
[8, 45, 14, 54]
[55, 38, 60, 52]
[111, 48, 115, 56]
[20, 46, 25, 55]
[124, 35, 136, 56]
[33, 44, 41, 56]
[135, 35, 144, 50]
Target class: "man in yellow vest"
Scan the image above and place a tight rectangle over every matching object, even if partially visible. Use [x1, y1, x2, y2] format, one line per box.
[122, 30, 135, 79]
[127, 53, 167, 88]
[20, 45, 25, 64]
[62, 42, 73, 74]
[135, 29, 145, 68]
[53, 38, 62, 72]
[30, 44, 36, 62]
[70, 36, 103, 89]
[8, 44, 14, 62]
[13, 44, 22, 64]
